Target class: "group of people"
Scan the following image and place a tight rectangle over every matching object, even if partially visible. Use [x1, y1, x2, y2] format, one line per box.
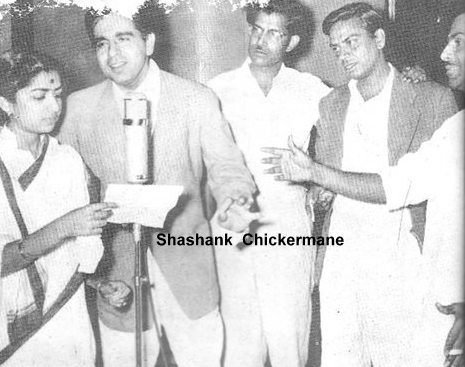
[0, 1, 463, 367]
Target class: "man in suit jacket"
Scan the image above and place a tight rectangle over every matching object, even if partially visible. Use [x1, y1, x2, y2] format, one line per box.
[263, 9, 464, 367]
[265, 3, 457, 366]
[58, 9, 257, 367]
[314, 4, 457, 367]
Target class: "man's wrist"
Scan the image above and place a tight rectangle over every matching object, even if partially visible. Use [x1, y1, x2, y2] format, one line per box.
[308, 161, 323, 184]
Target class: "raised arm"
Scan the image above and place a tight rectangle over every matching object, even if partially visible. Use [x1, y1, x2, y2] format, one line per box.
[262, 136, 386, 204]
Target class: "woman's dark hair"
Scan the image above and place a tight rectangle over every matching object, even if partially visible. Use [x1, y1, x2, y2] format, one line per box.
[0, 51, 62, 125]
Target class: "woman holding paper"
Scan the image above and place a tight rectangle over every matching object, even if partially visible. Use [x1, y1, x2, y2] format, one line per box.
[0, 52, 118, 366]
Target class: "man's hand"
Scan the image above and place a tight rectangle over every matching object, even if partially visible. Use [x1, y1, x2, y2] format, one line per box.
[98, 280, 133, 310]
[436, 302, 464, 367]
[261, 136, 314, 182]
[217, 196, 260, 233]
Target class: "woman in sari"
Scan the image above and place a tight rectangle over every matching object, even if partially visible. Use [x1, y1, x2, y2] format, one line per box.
[0, 52, 117, 366]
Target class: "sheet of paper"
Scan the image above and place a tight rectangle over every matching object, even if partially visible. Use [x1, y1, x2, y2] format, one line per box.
[104, 184, 183, 228]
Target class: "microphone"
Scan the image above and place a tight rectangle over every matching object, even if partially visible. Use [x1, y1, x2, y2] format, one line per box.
[123, 95, 149, 184]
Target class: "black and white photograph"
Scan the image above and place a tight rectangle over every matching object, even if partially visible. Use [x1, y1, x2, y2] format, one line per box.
[0, 0, 463, 366]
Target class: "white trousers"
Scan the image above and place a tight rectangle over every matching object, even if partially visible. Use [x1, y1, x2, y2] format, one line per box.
[215, 239, 313, 367]
[320, 199, 423, 367]
[99, 252, 223, 367]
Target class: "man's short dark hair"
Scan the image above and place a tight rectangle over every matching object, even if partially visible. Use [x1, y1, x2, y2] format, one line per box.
[322, 2, 385, 37]
[84, 0, 165, 47]
[245, 0, 306, 38]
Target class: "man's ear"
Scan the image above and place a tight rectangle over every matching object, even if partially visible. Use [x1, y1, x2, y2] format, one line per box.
[286, 35, 300, 53]
[145, 33, 156, 56]
[0, 97, 12, 116]
[374, 28, 386, 50]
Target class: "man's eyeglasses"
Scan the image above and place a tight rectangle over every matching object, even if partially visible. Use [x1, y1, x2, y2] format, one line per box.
[250, 24, 288, 42]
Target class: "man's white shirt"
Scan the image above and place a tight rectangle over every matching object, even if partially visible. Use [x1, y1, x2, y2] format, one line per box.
[382, 109, 464, 305]
[209, 60, 330, 227]
[112, 59, 161, 134]
[208, 58, 330, 367]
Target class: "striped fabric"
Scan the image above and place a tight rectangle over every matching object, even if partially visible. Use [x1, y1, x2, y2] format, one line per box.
[0, 154, 46, 348]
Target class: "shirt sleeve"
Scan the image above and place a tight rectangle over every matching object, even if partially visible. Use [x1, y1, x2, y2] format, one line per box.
[381, 126, 443, 210]
[199, 89, 256, 206]
[297, 75, 333, 151]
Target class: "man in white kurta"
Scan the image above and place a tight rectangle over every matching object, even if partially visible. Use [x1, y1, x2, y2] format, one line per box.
[263, 8, 464, 366]
[208, 2, 330, 366]
[381, 109, 464, 367]
[381, 13, 465, 365]
[319, 64, 424, 367]
[312, 4, 456, 366]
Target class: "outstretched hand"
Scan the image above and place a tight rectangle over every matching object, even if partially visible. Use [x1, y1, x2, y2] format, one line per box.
[217, 196, 260, 233]
[261, 136, 314, 183]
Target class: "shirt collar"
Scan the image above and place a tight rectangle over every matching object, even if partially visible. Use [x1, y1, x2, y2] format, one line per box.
[240, 58, 289, 93]
[348, 63, 395, 102]
[112, 59, 161, 104]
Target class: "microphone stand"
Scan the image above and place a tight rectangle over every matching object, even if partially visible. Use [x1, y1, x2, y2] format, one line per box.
[133, 222, 144, 367]
[132, 219, 169, 367]
[125, 96, 169, 367]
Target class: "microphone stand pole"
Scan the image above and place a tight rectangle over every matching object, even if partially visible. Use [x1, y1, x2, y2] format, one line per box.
[133, 222, 144, 367]
[126, 96, 169, 367]
[132, 221, 170, 367]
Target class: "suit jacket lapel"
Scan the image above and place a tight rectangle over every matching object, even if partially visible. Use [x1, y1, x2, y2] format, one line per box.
[387, 70, 420, 165]
[324, 86, 350, 169]
[93, 81, 126, 183]
[151, 72, 187, 184]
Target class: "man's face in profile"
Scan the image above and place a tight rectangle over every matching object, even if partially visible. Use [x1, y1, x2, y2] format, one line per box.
[441, 13, 465, 92]
[93, 14, 154, 90]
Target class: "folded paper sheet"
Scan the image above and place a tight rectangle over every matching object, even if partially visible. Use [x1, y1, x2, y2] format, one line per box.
[105, 184, 183, 228]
